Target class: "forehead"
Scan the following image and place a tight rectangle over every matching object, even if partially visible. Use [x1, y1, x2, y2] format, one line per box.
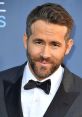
[31, 20, 68, 37]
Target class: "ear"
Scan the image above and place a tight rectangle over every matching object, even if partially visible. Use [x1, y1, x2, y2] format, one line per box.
[23, 33, 28, 49]
[65, 39, 74, 55]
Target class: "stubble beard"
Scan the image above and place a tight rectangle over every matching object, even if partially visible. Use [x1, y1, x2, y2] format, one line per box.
[26, 50, 64, 80]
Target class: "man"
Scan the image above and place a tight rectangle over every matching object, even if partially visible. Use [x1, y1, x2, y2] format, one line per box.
[0, 2, 82, 117]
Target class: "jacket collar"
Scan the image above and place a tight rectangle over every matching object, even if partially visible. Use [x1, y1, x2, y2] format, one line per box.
[44, 66, 79, 117]
[2, 62, 26, 117]
[0, 79, 8, 117]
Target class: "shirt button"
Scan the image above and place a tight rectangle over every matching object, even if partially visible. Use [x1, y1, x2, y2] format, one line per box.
[34, 98, 38, 102]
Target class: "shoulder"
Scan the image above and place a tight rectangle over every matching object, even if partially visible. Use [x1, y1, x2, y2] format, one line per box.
[66, 67, 82, 82]
[71, 72, 82, 88]
[63, 65, 82, 91]
[63, 64, 81, 80]
[0, 62, 26, 81]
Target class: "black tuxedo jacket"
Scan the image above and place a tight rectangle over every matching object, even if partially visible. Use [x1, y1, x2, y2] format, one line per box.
[0, 62, 82, 117]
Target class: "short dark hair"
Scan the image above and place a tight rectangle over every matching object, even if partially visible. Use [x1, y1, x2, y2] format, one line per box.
[26, 3, 74, 39]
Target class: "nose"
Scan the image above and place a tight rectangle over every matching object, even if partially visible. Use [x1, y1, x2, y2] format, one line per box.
[41, 45, 51, 58]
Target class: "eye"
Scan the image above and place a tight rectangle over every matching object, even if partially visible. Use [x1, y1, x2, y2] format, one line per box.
[51, 41, 61, 48]
[33, 39, 44, 45]
[52, 42, 60, 46]
[35, 40, 42, 44]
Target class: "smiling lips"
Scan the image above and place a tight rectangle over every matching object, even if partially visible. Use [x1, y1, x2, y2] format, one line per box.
[37, 60, 51, 66]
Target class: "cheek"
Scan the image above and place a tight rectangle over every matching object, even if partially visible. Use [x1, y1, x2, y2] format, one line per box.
[51, 48, 66, 59]
[28, 45, 41, 57]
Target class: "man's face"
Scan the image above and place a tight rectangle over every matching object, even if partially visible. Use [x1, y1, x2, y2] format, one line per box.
[24, 20, 73, 80]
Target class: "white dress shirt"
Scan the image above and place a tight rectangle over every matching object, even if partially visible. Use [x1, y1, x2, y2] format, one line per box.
[21, 63, 64, 117]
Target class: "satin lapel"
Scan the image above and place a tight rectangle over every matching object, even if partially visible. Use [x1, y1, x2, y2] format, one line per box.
[3, 63, 26, 117]
[4, 77, 23, 117]
[0, 79, 8, 117]
[44, 83, 79, 117]
[44, 67, 79, 117]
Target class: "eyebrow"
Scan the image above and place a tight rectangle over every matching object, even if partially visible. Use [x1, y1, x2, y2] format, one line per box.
[32, 38, 44, 42]
[50, 40, 62, 44]
[32, 38, 63, 45]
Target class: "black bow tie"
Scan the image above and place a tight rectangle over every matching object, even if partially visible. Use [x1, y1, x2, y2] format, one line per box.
[24, 79, 51, 94]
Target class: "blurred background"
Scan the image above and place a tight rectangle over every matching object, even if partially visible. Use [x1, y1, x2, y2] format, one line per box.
[0, 0, 82, 77]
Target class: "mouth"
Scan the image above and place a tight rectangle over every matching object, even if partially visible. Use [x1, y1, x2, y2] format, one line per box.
[37, 60, 51, 66]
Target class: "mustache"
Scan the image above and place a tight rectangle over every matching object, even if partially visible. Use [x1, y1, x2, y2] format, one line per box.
[27, 50, 54, 64]
[32, 55, 54, 63]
